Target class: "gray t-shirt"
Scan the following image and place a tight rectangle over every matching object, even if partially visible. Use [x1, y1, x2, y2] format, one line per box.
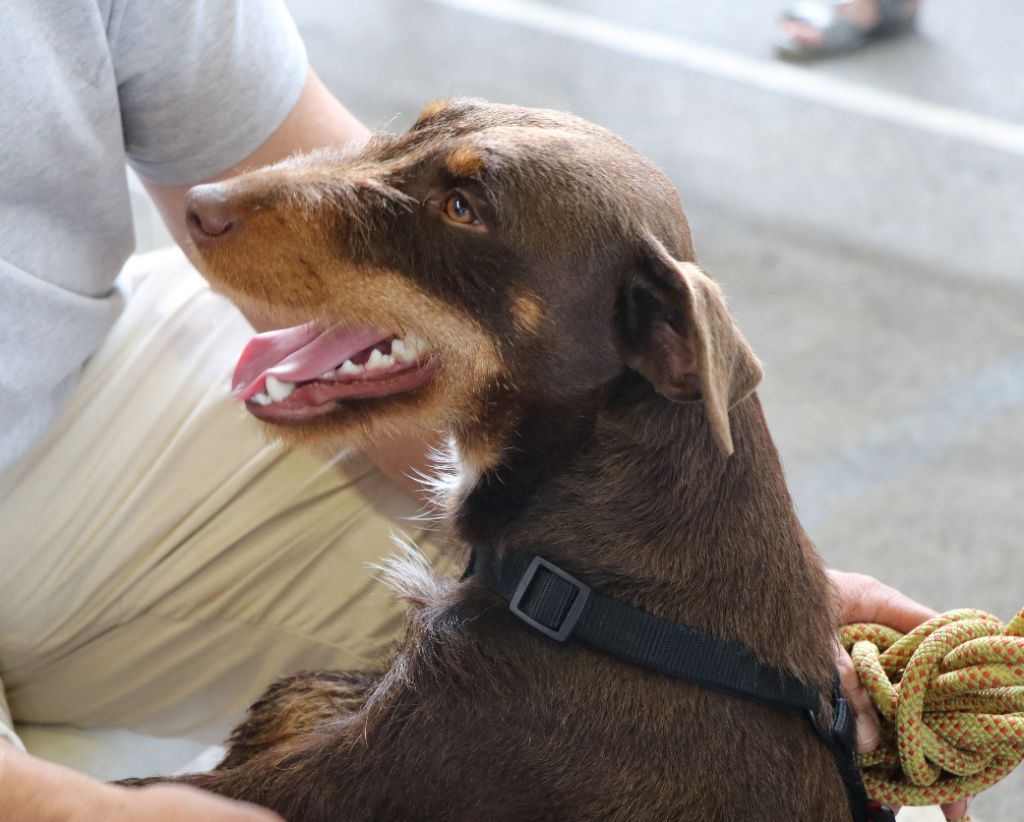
[0, 0, 307, 472]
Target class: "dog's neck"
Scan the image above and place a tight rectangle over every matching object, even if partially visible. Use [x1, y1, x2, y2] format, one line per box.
[451, 375, 837, 687]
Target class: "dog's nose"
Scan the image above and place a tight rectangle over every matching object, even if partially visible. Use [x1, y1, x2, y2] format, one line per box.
[185, 184, 238, 244]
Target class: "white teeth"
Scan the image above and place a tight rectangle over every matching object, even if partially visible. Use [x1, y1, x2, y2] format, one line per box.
[394, 332, 428, 362]
[251, 333, 430, 406]
[249, 331, 433, 409]
[265, 376, 295, 402]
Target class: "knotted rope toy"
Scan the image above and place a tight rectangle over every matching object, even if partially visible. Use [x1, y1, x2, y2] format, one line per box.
[839, 608, 1024, 818]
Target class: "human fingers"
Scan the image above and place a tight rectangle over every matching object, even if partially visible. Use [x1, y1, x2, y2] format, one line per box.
[940, 797, 971, 820]
[835, 640, 882, 753]
[102, 783, 284, 821]
[829, 570, 937, 633]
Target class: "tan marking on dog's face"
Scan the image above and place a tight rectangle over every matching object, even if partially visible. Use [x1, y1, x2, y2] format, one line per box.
[249, 276, 499, 453]
[511, 292, 543, 335]
[191, 171, 504, 451]
[417, 99, 451, 121]
[185, 100, 697, 461]
[445, 147, 485, 178]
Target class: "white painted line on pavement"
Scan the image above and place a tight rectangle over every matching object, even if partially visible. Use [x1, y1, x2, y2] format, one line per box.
[425, 0, 1024, 157]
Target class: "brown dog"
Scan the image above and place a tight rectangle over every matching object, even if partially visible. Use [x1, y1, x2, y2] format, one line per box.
[162, 99, 850, 820]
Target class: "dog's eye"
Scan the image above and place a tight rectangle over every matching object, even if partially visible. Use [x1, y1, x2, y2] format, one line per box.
[443, 193, 478, 225]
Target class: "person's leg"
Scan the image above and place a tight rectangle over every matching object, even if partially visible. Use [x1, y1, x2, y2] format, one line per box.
[0, 248, 452, 742]
[776, 0, 919, 59]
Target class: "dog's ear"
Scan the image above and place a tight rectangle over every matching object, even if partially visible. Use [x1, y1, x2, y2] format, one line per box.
[618, 234, 763, 456]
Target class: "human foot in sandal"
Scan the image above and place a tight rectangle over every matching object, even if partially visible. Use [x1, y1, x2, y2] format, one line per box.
[776, 0, 919, 61]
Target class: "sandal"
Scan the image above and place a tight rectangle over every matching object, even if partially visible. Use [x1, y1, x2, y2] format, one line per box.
[775, 0, 918, 61]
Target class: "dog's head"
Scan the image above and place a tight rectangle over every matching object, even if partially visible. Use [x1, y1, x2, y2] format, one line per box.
[185, 99, 761, 460]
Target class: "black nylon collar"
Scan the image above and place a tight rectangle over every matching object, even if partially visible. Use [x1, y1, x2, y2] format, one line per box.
[467, 549, 820, 712]
[465, 550, 896, 822]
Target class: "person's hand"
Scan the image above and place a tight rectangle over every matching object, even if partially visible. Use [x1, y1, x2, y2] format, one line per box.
[0, 740, 282, 821]
[829, 570, 971, 821]
[80, 783, 284, 822]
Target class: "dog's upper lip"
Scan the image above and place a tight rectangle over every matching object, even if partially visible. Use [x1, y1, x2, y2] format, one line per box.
[232, 321, 388, 402]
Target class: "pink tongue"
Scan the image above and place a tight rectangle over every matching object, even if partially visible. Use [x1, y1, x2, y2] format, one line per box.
[232, 321, 387, 401]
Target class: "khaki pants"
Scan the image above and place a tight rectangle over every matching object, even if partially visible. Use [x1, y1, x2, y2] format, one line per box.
[0, 248, 446, 745]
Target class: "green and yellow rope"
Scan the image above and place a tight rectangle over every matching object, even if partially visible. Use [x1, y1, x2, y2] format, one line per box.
[839, 608, 1024, 816]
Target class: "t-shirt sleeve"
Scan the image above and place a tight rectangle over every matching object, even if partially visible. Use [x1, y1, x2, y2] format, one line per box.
[110, 0, 308, 186]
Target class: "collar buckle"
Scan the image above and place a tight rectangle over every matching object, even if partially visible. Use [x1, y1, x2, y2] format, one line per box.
[509, 556, 591, 642]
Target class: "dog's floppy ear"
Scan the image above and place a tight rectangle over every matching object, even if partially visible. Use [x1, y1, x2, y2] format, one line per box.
[618, 233, 763, 456]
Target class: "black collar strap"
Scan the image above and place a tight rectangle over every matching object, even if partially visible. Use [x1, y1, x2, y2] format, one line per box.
[809, 677, 897, 822]
[466, 551, 896, 822]
[467, 550, 820, 713]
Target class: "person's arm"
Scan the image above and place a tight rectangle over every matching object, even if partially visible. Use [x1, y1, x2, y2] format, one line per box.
[144, 68, 436, 502]
[143, 68, 368, 252]
[0, 742, 281, 822]
[830, 570, 970, 821]
[2, 676, 279, 821]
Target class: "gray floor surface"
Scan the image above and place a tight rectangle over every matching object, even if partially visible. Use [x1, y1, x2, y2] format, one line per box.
[282, 0, 1024, 816]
